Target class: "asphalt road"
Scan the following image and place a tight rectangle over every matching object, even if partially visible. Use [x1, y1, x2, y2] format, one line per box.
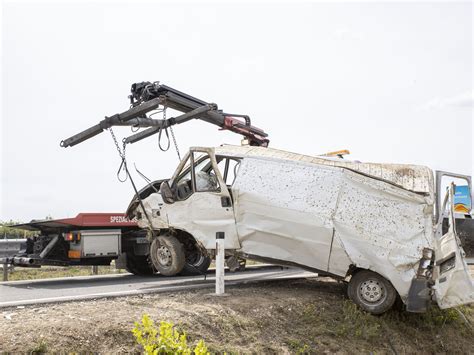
[0, 266, 318, 308]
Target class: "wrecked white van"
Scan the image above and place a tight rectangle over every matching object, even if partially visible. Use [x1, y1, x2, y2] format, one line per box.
[127, 145, 474, 314]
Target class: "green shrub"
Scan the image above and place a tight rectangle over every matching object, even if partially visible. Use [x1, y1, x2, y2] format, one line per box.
[29, 339, 48, 354]
[132, 314, 209, 355]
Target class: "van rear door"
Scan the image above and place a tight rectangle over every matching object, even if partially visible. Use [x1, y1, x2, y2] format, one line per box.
[434, 184, 474, 308]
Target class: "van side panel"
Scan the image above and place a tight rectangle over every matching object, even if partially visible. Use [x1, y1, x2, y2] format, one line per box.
[233, 157, 434, 301]
[233, 158, 341, 273]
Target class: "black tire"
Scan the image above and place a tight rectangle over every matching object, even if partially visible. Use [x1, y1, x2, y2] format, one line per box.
[150, 235, 185, 276]
[180, 250, 211, 276]
[348, 270, 397, 315]
[125, 254, 155, 276]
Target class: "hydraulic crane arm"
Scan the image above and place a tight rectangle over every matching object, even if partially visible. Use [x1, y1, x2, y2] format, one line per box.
[60, 81, 269, 148]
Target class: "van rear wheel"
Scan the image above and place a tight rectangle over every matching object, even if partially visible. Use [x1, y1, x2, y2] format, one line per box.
[348, 270, 397, 315]
[150, 235, 185, 276]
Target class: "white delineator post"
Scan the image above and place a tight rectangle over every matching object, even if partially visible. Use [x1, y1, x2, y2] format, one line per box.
[215, 232, 225, 295]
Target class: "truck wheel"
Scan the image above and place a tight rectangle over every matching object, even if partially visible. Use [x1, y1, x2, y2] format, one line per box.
[150, 235, 185, 276]
[348, 270, 397, 315]
[125, 254, 155, 276]
[180, 249, 211, 276]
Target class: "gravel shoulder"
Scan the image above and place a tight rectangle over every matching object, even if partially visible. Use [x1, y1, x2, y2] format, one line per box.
[1, 277, 473, 354]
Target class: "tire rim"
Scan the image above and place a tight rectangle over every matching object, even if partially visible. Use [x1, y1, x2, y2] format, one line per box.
[157, 246, 172, 267]
[358, 278, 386, 306]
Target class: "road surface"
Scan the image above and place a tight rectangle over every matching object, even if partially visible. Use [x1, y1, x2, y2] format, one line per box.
[0, 266, 318, 308]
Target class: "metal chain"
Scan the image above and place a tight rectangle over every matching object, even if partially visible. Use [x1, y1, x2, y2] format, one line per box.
[161, 105, 181, 161]
[108, 127, 128, 182]
[158, 105, 171, 152]
[108, 127, 154, 229]
[170, 126, 181, 161]
[109, 127, 125, 159]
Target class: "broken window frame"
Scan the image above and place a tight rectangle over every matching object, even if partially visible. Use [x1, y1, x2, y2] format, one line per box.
[216, 155, 241, 187]
[169, 148, 231, 201]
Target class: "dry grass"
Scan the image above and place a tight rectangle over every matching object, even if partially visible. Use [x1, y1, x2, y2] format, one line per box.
[5, 265, 124, 281]
[1, 277, 472, 354]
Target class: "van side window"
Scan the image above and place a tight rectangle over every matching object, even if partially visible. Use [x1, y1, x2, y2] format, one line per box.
[217, 156, 241, 186]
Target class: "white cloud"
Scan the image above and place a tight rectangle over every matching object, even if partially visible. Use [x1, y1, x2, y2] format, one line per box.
[418, 91, 474, 110]
[333, 28, 364, 41]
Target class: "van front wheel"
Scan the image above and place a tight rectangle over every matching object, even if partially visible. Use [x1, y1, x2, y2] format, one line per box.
[348, 270, 397, 315]
[150, 235, 185, 276]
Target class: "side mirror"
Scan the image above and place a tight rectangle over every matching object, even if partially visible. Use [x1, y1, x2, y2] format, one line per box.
[160, 181, 175, 204]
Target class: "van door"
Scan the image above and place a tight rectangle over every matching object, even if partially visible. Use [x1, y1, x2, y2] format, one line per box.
[435, 171, 474, 261]
[434, 184, 474, 308]
[167, 148, 240, 250]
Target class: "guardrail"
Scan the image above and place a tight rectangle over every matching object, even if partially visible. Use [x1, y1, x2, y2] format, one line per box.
[0, 239, 27, 281]
[0, 239, 27, 257]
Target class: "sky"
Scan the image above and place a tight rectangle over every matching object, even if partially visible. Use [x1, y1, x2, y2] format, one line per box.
[1, 0, 473, 221]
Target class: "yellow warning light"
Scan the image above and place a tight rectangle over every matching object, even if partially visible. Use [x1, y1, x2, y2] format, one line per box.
[320, 149, 350, 158]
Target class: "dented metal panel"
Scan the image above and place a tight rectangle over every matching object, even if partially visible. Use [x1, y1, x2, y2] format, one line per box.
[333, 170, 433, 298]
[215, 145, 434, 197]
[138, 147, 240, 250]
[232, 156, 433, 299]
[233, 158, 339, 273]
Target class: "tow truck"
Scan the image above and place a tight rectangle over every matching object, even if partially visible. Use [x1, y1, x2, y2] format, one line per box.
[3, 212, 210, 276]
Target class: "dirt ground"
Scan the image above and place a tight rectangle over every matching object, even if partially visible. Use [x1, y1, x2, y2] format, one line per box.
[1, 277, 473, 354]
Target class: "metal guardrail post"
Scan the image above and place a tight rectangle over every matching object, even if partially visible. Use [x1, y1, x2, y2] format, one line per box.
[92, 265, 99, 275]
[3, 262, 8, 282]
[215, 232, 225, 295]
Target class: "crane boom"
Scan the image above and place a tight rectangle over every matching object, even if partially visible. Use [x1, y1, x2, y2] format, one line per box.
[60, 81, 269, 148]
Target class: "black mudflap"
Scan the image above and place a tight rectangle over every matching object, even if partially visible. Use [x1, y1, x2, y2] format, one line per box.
[406, 278, 431, 313]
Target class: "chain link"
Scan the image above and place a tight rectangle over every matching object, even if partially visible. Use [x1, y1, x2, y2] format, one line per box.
[109, 127, 125, 159]
[109, 127, 128, 182]
[109, 104, 181, 183]
[169, 126, 181, 161]
[161, 105, 181, 161]
[108, 127, 153, 228]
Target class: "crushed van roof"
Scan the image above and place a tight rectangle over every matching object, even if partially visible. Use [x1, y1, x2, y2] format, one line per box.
[214, 145, 434, 196]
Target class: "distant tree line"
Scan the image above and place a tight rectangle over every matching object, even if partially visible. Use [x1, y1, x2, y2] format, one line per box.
[0, 219, 49, 239]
